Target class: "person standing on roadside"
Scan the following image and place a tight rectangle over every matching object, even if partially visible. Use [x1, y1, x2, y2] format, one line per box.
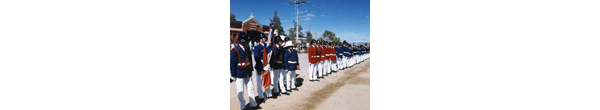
[231, 33, 258, 110]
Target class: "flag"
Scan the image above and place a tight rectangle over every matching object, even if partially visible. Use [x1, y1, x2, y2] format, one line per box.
[262, 71, 271, 90]
[261, 45, 271, 90]
[266, 28, 272, 44]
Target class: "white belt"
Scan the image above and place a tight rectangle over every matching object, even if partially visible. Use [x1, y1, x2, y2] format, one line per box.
[275, 61, 282, 63]
[316, 55, 320, 57]
[237, 63, 246, 66]
[288, 61, 297, 63]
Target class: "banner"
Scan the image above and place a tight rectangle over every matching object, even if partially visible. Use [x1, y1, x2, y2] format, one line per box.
[261, 71, 271, 90]
[266, 28, 272, 44]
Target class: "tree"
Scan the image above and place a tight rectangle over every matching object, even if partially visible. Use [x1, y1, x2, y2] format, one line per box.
[287, 20, 304, 44]
[321, 30, 340, 42]
[305, 31, 313, 43]
[269, 10, 285, 35]
[230, 12, 236, 21]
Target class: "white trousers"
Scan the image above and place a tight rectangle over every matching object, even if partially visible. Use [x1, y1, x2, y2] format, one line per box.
[236, 77, 257, 109]
[270, 69, 281, 93]
[318, 61, 324, 77]
[278, 69, 287, 93]
[309, 63, 317, 80]
[286, 70, 296, 89]
[337, 58, 342, 70]
[342, 57, 346, 69]
[325, 60, 330, 74]
[332, 60, 338, 71]
[254, 70, 264, 98]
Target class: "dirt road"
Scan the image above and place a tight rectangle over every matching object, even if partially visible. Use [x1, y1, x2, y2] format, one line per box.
[230, 53, 370, 110]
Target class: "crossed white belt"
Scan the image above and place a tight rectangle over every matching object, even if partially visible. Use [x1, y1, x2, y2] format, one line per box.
[288, 61, 297, 63]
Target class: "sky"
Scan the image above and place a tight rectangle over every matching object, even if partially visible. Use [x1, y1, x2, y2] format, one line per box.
[230, 0, 370, 44]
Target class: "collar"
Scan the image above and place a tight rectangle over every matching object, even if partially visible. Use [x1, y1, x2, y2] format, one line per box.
[238, 44, 245, 51]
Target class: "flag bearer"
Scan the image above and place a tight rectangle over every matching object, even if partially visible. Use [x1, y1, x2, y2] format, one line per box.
[252, 33, 268, 102]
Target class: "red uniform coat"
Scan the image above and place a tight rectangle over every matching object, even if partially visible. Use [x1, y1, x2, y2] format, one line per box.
[308, 46, 317, 64]
[320, 46, 327, 61]
[330, 47, 336, 61]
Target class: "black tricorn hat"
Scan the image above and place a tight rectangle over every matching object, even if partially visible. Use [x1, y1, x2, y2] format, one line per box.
[310, 39, 316, 44]
[273, 35, 283, 43]
[284, 36, 290, 42]
[238, 32, 249, 42]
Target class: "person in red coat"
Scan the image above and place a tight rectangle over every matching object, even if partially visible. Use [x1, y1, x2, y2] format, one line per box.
[318, 40, 325, 78]
[330, 42, 338, 72]
[323, 42, 329, 76]
[308, 40, 318, 81]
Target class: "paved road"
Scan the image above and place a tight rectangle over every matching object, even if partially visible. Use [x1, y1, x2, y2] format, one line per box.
[230, 53, 370, 110]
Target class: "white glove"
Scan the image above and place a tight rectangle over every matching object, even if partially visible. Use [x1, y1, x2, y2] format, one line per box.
[263, 64, 271, 71]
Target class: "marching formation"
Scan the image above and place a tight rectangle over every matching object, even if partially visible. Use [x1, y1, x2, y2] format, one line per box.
[230, 29, 369, 110]
[308, 39, 370, 81]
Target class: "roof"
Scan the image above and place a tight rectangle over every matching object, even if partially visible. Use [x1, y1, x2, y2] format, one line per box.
[241, 13, 262, 28]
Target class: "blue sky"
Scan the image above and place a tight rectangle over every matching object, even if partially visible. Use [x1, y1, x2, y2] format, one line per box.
[230, 0, 370, 43]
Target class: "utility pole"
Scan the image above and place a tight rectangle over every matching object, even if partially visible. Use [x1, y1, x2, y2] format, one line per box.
[290, 0, 306, 45]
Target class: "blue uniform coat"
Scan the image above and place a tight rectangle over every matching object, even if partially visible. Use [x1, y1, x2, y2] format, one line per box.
[283, 49, 299, 71]
[230, 44, 254, 78]
[269, 45, 285, 69]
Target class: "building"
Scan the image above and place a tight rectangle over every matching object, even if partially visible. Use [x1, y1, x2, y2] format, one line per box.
[230, 13, 271, 40]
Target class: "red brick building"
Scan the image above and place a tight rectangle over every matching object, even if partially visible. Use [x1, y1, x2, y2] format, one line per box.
[230, 13, 271, 40]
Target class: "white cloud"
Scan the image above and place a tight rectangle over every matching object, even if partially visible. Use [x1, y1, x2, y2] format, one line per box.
[301, 17, 311, 21]
[303, 13, 316, 17]
[321, 15, 325, 17]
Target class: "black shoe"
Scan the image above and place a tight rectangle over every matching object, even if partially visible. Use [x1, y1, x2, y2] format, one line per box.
[281, 92, 290, 95]
[255, 97, 264, 103]
[292, 88, 299, 91]
[310, 80, 315, 82]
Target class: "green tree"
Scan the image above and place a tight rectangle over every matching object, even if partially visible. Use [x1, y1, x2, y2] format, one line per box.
[321, 30, 340, 42]
[269, 10, 285, 35]
[230, 12, 236, 21]
[287, 20, 304, 44]
[305, 31, 312, 43]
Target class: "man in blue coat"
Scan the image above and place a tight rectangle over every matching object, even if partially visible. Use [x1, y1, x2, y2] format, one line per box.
[230, 33, 258, 110]
[342, 41, 351, 69]
[283, 40, 299, 92]
[252, 33, 268, 102]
